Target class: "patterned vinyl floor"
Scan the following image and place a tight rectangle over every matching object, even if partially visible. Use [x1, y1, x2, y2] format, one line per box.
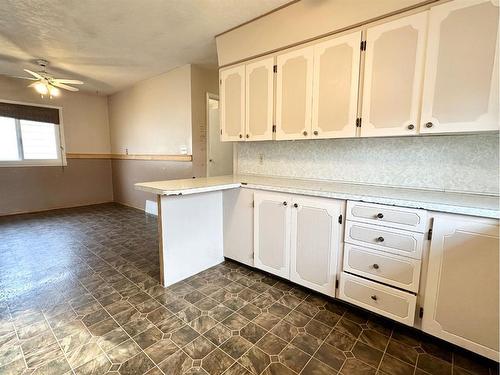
[0, 203, 497, 375]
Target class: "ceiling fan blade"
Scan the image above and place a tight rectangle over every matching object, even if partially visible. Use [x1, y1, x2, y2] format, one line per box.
[28, 82, 39, 87]
[51, 79, 83, 85]
[50, 81, 79, 92]
[24, 69, 44, 79]
[10, 75, 38, 80]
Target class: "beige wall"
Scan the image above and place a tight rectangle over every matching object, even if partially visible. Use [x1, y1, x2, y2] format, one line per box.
[107, 65, 192, 155]
[216, 0, 433, 66]
[111, 160, 192, 211]
[190, 65, 219, 177]
[0, 76, 110, 153]
[0, 159, 113, 215]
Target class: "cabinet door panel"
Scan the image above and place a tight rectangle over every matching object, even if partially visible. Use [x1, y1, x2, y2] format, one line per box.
[422, 214, 499, 361]
[421, 0, 499, 133]
[361, 12, 427, 137]
[312, 32, 361, 139]
[220, 65, 245, 141]
[276, 46, 314, 140]
[245, 57, 274, 141]
[290, 197, 342, 296]
[254, 192, 291, 279]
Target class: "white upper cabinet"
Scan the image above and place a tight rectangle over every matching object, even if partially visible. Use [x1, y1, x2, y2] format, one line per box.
[253, 191, 291, 279]
[290, 196, 342, 296]
[220, 65, 245, 141]
[245, 57, 274, 141]
[312, 32, 361, 139]
[361, 12, 428, 137]
[422, 213, 499, 361]
[420, 0, 499, 134]
[276, 46, 314, 140]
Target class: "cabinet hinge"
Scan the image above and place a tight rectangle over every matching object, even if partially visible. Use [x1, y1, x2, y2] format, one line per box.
[220, 129, 222, 135]
[356, 118, 362, 128]
[272, 125, 276, 133]
[273, 65, 277, 73]
[419, 307, 424, 318]
[338, 214, 343, 224]
[427, 229, 433, 240]
[252, 201, 255, 208]
[335, 279, 339, 289]
[360, 40, 367, 51]
[219, 79, 222, 85]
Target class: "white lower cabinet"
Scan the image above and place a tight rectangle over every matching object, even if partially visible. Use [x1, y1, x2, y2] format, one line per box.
[421, 213, 499, 361]
[290, 196, 343, 296]
[254, 191, 343, 297]
[254, 191, 292, 279]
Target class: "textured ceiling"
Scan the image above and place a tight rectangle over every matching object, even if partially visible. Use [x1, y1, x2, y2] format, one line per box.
[0, 0, 290, 95]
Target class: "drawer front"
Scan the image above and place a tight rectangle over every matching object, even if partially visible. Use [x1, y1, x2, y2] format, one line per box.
[345, 221, 424, 259]
[347, 201, 427, 232]
[343, 244, 421, 293]
[339, 272, 416, 326]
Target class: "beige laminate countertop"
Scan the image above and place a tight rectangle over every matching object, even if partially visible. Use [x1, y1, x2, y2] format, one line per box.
[135, 175, 500, 219]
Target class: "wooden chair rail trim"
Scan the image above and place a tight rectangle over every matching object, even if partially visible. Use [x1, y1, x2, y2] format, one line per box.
[66, 153, 192, 162]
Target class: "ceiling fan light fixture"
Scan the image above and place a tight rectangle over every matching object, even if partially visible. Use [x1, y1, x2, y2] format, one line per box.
[48, 85, 60, 97]
[34, 81, 48, 95]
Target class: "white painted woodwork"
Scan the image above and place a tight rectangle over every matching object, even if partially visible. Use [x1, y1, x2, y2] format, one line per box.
[339, 272, 417, 326]
[361, 12, 428, 137]
[254, 191, 291, 278]
[311, 31, 361, 139]
[275, 46, 314, 140]
[347, 201, 428, 233]
[420, 0, 499, 134]
[220, 65, 245, 141]
[245, 57, 274, 141]
[290, 196, 343, 296]
[223, 188, 254, 266]
[343, 244, 421, 293]
[422, 213, 499, 361]
[345, 221, 424, 259]
[160, 192, 224, 286]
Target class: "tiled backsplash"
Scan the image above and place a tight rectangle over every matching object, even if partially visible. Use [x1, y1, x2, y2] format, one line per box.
[236, 134, 499, 195]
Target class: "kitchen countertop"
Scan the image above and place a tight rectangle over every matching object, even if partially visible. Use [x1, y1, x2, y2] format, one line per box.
[135, 175, 500, 219]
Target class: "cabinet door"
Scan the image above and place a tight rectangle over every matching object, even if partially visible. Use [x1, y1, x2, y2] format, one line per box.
[245, 57, 274, 141]
[276, 46, 314, 140]
[420, 0, 499, 134]
[220, 65, 245, 141]
[361, 12, 428, 137]
[312, 32, 361, 139]
[290, 196, 342, 296]
[422, 214, 499, 361]
[254, 191, 291, 279]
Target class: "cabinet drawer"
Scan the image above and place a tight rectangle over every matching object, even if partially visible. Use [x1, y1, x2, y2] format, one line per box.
[339, 272, 416, 326]
[343, 244, 421, 293]
[345, 221, 424, 259]
[347, 201, 427, 232]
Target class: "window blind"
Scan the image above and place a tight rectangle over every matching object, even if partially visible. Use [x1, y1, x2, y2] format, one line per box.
[0, 102, 60, 124]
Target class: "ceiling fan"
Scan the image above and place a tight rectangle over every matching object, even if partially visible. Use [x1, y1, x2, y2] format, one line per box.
[16, 59, 84, 98]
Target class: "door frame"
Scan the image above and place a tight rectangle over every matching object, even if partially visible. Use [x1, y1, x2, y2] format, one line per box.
[206, 92, 220, 177]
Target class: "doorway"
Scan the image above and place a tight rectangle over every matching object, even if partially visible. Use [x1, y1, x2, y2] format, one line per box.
[206, 93, 233, 177]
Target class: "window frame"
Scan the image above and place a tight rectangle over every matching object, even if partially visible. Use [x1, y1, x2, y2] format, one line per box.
[0, 99, 67, 167]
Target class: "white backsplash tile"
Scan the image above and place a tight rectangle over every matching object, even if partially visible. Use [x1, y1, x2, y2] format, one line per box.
[236, 134, 499, 195]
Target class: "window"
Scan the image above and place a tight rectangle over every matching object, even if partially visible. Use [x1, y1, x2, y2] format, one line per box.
[0, 102, 65, 166]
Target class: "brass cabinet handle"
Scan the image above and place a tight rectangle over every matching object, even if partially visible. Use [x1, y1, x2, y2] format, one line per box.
[293, 203, 298, 208]
[376, 213, 384, 219]
[408, 124, 414, 130]
[239, 134, 243, 138]
[371, 295, 378, 301]
[376, 236, 385, 242]
[372, 264, 379, 269]
[283, 201, 287, 206]
[303, 131, 308, 136]
[313, 130, 318, 136]
[425, 122, 433, 128]
[246, 134, 249, 138]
